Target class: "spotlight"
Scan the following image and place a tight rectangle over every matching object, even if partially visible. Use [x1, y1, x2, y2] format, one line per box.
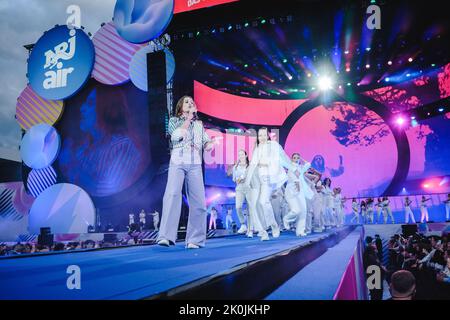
[438, 108, 444, 112]
[408, 57, 413, 62]
[283, 59, 288, 63]
[345, 67, 351, 72]
[347, 82, 351, 86]
[385, 77, 390, 82]
[365, 64, 371, 69]
[395, 116, 406, 126]
[344, 50, 349, 55]
[244, 64, 248, 68]
[244, 22, 249, 27]
[317, 76, 333, 91]
[388, 61, 393, 65]
[365, 47, 371, 52]
[411, 116, 416, 120]
[431, 63, 436, 67]
[307, 73, 312, 78]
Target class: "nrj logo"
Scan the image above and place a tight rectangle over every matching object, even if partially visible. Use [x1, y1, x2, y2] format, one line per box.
[43, 29, 76, 90]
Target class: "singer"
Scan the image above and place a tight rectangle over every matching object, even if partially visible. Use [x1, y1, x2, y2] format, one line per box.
[157, 96, 215, 249]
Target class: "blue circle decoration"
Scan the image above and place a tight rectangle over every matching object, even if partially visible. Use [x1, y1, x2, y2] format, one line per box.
[27, 166, 57, 198]
[129, 47, 175, 91]
[113, 0, 174, 44]
[27, 25, 95, 100]
[29, 183, 96, 234]
[20, 123, 60, 170]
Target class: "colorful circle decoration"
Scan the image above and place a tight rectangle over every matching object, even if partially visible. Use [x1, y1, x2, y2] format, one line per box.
[129, 46, 175, 91]
[92, 22, 145, 85]
[27, 166, 57, 198]
[20, 123, 60, 170]
[27, 25, 95, 100]
[15, 85, 64, 130]
[29, 183, 96, 234]
[113, 0, 174, 44]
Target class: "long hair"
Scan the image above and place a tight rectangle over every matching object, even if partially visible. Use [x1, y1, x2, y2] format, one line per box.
[256, 127, 270, 147]
[174, 95, 192, 117]
[235, 149, 249, 168]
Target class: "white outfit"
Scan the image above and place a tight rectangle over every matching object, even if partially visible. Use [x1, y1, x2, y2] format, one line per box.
[444, 199, 450, 221]
[322, 185, 335, 227]
[312, 182, 325, 232]
[382, 200, 395, 224]
[245, 140, 294, 238]
[334, 193, 344, 226]
[351, 201, 359, 224]
[404, 200, 415, 224]
[283, 162, 313, 236]
[129, 214, 135, 225]
[225, 212, 234, 230]
[233, 164, 250, 227]
[375, 201, 383, 223]
[139, 212, 146, 223]
[420, 199, 429, 223]
[366, 201, 374, 224]
[209, 209, 217, 229]
[152, 211, 160, 231]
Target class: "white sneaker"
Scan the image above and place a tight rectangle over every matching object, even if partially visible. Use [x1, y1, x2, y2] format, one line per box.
[259, 230, 269, 241]
[246, 231, 253, 238]
[271, 225, 280, 238]
[296, 232, 307, 237]
[237, 224, 248, 234]
[186, 243, 200, 249]
[283, 217, 290, 230]
[157, 239, 170, 247]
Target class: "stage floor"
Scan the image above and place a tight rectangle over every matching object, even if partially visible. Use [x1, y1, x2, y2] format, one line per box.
[0, 228, 347, 300]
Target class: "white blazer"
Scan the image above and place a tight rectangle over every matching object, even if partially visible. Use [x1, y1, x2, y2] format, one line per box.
[245, 140, 293, 190]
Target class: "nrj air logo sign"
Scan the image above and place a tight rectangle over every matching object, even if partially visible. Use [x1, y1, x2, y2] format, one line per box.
[28, 25, 94, 100]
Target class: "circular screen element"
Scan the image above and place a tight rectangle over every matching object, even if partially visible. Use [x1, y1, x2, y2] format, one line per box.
[29, 183, 95, 234]
[113, 0, 174, 44]
[27, 25, 95, 100]
[27, 166, 57, 198]
[129, 46, 175, 91]
[92, 22, 144, 85]
[20, 123, 60, 170]
[284, 102, 398, 197]
[15, 85, 64, 130]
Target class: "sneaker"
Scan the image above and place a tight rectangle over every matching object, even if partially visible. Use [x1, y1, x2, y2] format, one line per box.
[157, 239, 170, 247]
[296, 232, 307, 237]
[271, 225, 280, 238]
[246, 231, 253, 238]
[259, 230, 269, 241]
[237, 224, 248, 234]
[186, 243, 200, 249]
[283, 216, 291, 230]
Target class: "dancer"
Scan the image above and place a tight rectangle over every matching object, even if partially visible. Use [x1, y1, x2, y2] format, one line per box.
[139, 209, 146, 231]
[244, 127, 294, 240]
[229, 149, 268, 240]
[333, 188, 344, 227]
[366, 198, 374, 224]
[351, 198, 359, 224]
[282, 153, 314, 237]
[375, 197, 383, 224]
[129, 212, 135, 226]
[443, 194, 450, 221]
[360, 200, 367, 224]
[231, 150, 251, 234]
[382, 196, 395, 224]
[209, 207, 218, 230]
[322, 178, 335, 228]
[404, 196, 415, 224]
[304, 169, 320, 234]
[152, 210, 160, 231]
[225, 207, 234, 230]
[271, 187, 286, 230]
[157, 96, 215, 249]
[420, 196, 431, 223]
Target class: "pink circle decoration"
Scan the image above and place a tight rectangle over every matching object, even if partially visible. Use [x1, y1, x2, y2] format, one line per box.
[92, 22, 145, 85]
[15, 85, 64, 130]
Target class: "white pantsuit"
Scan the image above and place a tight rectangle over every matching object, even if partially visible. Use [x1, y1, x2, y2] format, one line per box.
[405, 206, 415, 224]
[351, 202, 359, 224]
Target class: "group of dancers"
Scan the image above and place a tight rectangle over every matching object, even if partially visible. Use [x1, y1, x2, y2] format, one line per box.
[156, 95, 345, 248]
[155, 96, 450, 249]
[350, 194, 450, 225]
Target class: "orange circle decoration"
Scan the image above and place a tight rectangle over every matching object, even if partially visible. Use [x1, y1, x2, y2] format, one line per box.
[15, 85, 64, 130]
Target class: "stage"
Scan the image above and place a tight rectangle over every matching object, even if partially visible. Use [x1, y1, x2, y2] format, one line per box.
[0, 226, 361, 300]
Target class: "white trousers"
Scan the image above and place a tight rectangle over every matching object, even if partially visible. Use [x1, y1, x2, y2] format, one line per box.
[405, 207, 415, 224]
[420, 207, 429, 222]
[284, 193, 307, 235]
[257, 175, 279, 230]
[382, 207, 395, 224]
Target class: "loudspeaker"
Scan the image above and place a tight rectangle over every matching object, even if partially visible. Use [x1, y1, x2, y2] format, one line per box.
[103, 233, 117, 243]
[38, 234, 54, 247]
[402, 224, 418, 237]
